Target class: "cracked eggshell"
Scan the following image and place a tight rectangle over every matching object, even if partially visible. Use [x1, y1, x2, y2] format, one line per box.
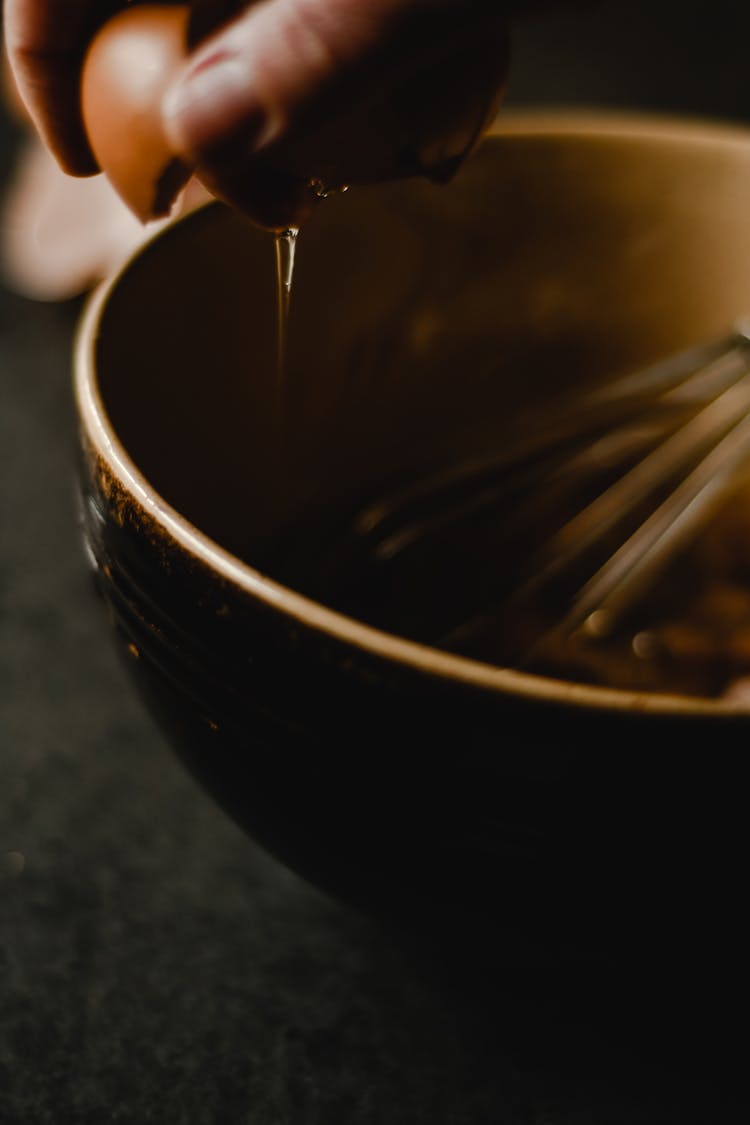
[81, 4, 194, 223]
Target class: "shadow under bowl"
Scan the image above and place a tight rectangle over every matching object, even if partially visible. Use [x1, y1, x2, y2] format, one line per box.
[74, 112, 750, 951]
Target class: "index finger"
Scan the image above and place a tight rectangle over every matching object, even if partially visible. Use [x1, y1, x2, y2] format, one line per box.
[4, 0, 121, 173]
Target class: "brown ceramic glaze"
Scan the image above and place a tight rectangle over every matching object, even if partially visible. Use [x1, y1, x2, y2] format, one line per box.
[75, 113, 750, 950]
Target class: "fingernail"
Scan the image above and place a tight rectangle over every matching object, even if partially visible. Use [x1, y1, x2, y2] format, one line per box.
[162, 52, 263, 154]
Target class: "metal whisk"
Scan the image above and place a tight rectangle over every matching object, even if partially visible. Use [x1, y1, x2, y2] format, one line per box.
[334, 321, 750, 672]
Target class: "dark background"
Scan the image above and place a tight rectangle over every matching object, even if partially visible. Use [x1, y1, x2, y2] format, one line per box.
[3, 3, 750, 1122]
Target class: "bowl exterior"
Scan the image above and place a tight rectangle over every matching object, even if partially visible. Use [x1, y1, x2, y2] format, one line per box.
[78, 432, 750, 950]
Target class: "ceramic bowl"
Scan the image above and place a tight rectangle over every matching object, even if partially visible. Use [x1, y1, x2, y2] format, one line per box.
[75, 113, 750, 950]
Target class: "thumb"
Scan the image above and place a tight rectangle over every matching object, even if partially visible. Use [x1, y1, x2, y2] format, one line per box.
[162, 0, 510, 228]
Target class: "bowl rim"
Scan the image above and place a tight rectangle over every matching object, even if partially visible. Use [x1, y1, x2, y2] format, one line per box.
[74, 108, 750, 718]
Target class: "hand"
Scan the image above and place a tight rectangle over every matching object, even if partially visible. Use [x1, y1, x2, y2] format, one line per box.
[4, 1, 512, 228]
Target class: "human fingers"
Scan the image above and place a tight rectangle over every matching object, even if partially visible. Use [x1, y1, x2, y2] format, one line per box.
[3, 0, 126, 174]
[162, 0, 510, 229]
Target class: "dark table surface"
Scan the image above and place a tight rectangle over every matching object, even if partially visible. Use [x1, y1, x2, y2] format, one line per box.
[3, 4, 750, 1122]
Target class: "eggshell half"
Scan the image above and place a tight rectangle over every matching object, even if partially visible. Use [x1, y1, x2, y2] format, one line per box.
[81, 4, 193, 223]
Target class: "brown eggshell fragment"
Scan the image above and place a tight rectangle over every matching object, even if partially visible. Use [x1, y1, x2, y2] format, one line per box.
[81, 5, 194, 223]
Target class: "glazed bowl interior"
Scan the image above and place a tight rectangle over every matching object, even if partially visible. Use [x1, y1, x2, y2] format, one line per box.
[80, 111, 750, 711]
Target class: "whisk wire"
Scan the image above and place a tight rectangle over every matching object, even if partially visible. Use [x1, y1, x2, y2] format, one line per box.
[435, 324, 750, 660]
